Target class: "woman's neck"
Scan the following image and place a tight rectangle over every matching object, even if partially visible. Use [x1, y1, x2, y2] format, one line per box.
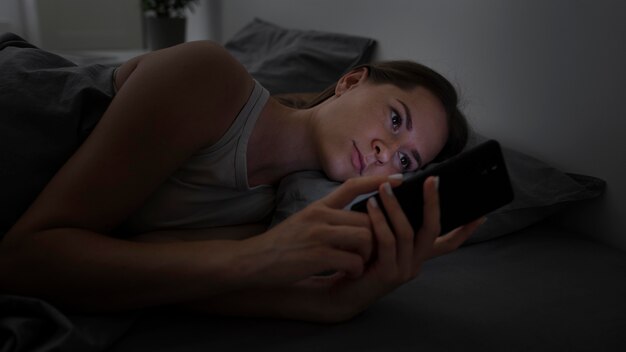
[246, 98, 320, 187]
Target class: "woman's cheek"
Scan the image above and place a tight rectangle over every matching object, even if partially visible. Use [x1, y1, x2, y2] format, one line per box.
[320, 150, 349, 182]
[374, 162, 403, 177]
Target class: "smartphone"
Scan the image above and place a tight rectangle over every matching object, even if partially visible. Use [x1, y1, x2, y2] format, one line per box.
[350, 139, 514, 234]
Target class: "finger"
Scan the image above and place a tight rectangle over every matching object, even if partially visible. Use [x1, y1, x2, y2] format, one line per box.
[321, 175, 403, 209]
[318, 225, 373, 263]
[313, 249, 365, 279]
[322, 208, 372, 228]
[428, 217, 486, 259]
[367, 197, 397, 271]
[377, 182, 413, 272]
[413, 176, 441, 262]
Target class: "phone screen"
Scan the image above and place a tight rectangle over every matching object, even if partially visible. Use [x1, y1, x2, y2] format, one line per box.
[351, 140, 514, 234]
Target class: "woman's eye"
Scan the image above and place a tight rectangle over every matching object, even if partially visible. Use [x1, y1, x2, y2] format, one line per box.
[399, 153, 412, 170]
[391, 109, 402, 130]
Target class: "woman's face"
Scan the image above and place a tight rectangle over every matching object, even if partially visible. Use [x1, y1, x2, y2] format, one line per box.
[314, 69, 449, 181]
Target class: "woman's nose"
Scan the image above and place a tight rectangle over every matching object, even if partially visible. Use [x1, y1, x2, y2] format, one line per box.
[373, 141, 393, 164]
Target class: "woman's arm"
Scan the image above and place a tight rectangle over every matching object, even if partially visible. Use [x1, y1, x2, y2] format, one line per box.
[186, 277, 344, 323]
[0, 174, 392, 313]
[131, 223, 268, 242]
[0, 41, 259, 310]
[0, 229, 260, 311]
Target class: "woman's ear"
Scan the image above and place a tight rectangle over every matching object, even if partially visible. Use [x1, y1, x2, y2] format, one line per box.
[335, 67, 369, 97]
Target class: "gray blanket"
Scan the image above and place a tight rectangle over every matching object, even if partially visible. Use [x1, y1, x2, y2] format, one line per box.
[0, 33, 133, 352]
[0, 295, 136, 352]
[0, 32, 115, 235]
[110, 225, 626, 352]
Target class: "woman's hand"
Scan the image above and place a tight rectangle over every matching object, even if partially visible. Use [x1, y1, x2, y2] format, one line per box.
[300, 176, 485, 322]
[242, 175, 403, 288]
[190, 176, 484, 323]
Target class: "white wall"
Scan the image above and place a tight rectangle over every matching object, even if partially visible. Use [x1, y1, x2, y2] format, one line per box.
[187, 0, 222, 42]
[3, 0, 215, 49]
[37, 0, 143, 50]
[219, 0, 626, 249]
[0, 0, 26, 36]
[3, 0, 143, 50]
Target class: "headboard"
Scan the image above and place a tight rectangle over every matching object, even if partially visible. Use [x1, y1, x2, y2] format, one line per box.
[207, 0, 626, 250]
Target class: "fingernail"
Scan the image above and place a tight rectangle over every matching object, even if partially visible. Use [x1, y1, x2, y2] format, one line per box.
[383, 182, 394, 196]
[388, 173, 403, 181]
[368, 197, 378, 208]
[434, 176, 440, 191]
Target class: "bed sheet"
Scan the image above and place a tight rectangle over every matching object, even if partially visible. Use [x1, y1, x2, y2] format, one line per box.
[107, 225, 626, 352]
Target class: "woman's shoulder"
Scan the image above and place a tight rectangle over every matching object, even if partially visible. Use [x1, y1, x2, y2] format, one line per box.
[161, 40, 249, 79]
[117, 41, 253, 97]
[114, 41, 255, 147]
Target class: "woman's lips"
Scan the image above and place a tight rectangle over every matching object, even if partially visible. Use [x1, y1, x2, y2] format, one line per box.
[352, 141, 364, 175]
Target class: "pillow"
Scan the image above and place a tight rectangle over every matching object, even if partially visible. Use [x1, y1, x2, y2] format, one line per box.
[224, 18, 376, 95]
[461, 133, 605, 244]
[269, 133, 606, 244]
[271, 171, 341, 228]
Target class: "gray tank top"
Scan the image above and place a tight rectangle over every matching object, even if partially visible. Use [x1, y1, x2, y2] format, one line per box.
[125, 80, 274, 232]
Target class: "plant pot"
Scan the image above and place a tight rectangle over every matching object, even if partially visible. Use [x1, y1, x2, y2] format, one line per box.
[145, 17, 186, 50]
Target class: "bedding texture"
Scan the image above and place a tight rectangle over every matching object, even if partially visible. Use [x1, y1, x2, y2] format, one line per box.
[0, 32, 134, 352]
[0, 295, 136, 352]
[0, 32, 116, 237]
[109, 225, 626, 352]
[225, 18, 376, 94]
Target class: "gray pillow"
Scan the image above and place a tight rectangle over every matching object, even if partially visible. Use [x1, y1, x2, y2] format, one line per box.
[269, 134, 605, 244]
[224, 18, 376, 95]
[461, 134, 605, 244]
[271, 171, 341, 228]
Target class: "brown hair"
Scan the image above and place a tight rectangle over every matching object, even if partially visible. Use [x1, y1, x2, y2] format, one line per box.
[301, 60, 469, 166]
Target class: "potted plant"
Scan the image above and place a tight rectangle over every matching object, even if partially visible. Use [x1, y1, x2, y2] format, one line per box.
[142, 0, 199, 50]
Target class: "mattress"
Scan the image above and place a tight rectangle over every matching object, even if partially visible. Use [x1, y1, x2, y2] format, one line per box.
[108, 225, 626, 352]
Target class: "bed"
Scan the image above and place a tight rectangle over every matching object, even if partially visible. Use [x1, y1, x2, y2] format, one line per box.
[2, 13, 626, 352]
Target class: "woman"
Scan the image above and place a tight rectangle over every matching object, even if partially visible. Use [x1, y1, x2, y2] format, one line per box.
[0, 37, 484, 322]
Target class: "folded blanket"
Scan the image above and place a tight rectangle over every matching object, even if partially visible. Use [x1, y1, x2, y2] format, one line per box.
[0, 295, 137, 352]
[0, 33, 116, 236]
[0, 33, 134, 352]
